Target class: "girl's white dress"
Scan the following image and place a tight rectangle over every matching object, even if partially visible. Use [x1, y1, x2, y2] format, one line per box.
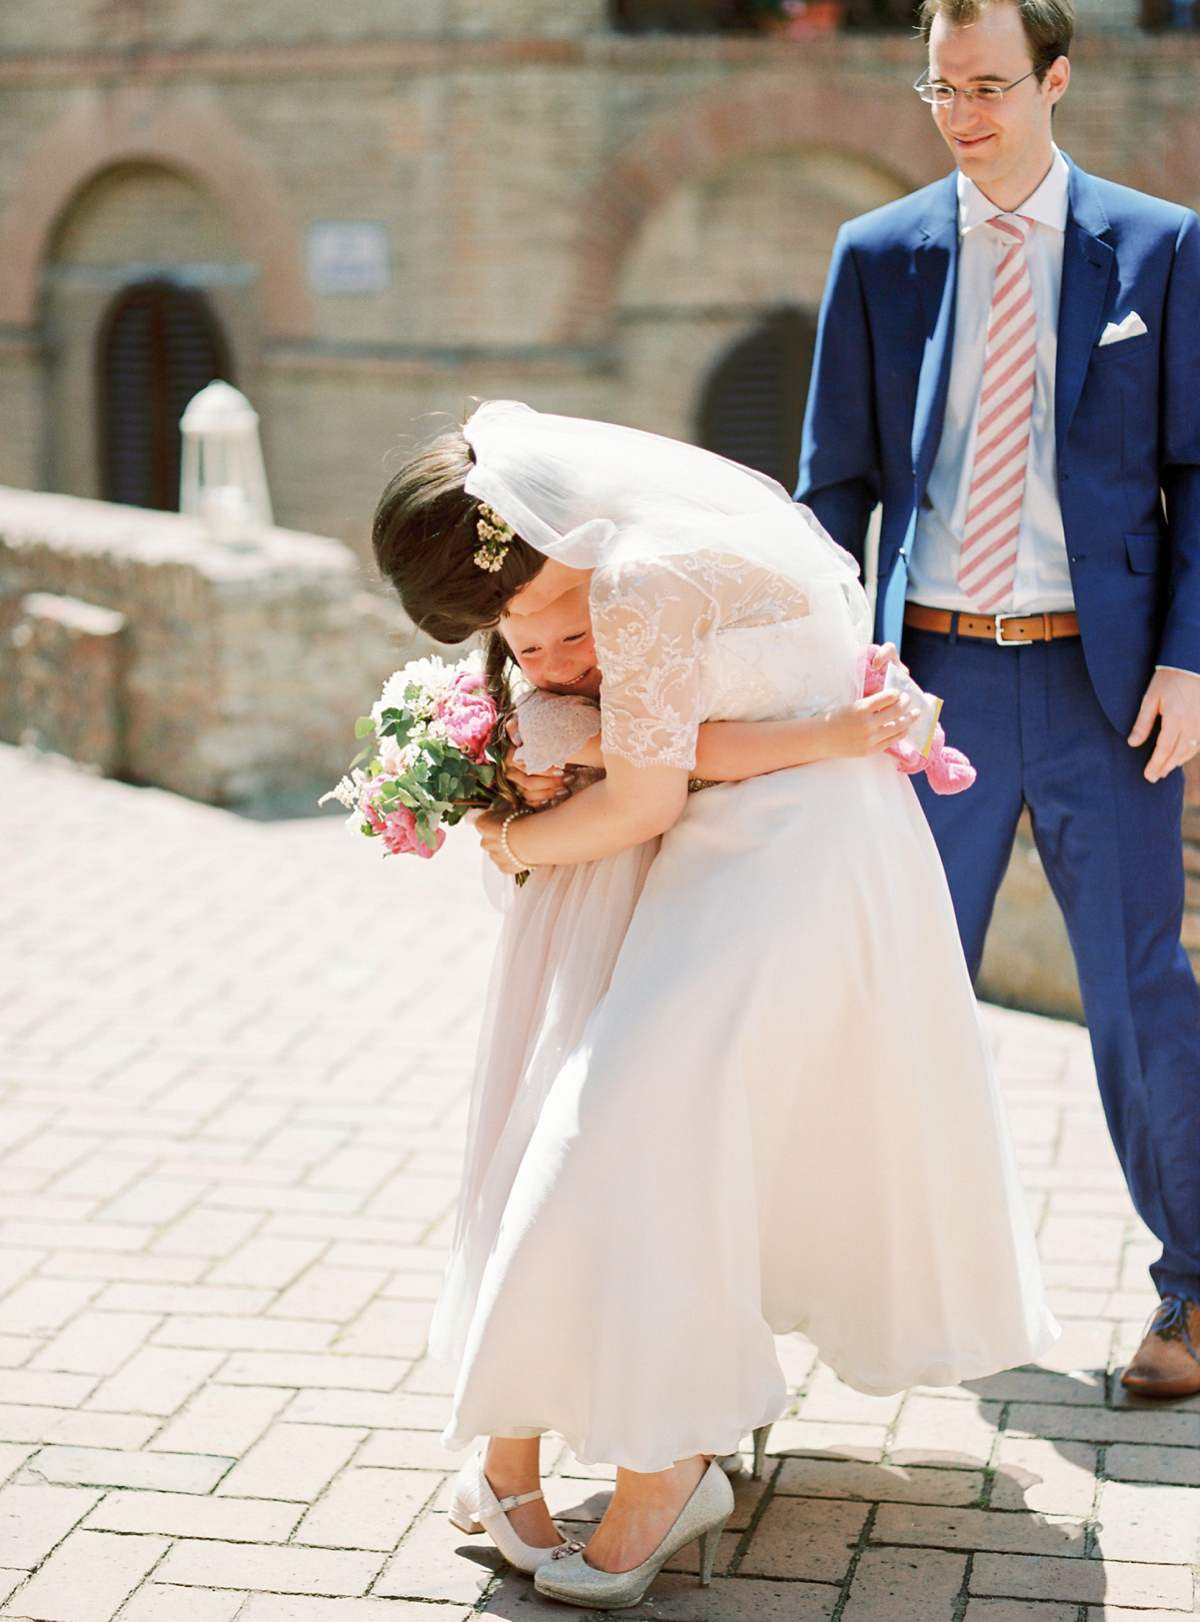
[433, 549, 1057, 1475]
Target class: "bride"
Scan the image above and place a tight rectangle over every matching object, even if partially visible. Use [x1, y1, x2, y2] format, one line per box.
[372, 401, 1057, 1610]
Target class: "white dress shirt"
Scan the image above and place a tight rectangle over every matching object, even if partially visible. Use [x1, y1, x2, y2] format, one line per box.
[908, 147, 1075, 615]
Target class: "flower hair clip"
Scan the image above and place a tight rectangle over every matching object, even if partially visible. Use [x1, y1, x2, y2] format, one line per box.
[475, 503, 515, 573]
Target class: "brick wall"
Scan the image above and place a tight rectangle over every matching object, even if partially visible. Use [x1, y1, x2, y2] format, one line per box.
[0, 30, 1196, 559]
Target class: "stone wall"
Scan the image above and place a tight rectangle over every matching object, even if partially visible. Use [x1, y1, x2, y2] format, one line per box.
[0, 487, 427, 811]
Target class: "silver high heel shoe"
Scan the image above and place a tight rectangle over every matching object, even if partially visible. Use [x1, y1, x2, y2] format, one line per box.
[716, 1423, 773, 1480]
[448, 1453, 577, 1574]
[533, 1459, 734, 1609]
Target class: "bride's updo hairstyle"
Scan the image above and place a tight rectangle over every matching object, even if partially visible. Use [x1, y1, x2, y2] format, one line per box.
[372, 426, 544, 644]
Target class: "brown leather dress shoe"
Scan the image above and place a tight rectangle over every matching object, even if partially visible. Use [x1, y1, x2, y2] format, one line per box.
[1120, 1295, 1200, 1399]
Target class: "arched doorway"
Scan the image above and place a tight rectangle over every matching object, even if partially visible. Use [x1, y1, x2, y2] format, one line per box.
[99, 281, 231, 511]
[697, 309, 817, 490]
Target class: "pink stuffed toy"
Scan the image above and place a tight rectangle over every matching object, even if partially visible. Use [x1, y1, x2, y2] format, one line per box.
[862, 646, 976, 795]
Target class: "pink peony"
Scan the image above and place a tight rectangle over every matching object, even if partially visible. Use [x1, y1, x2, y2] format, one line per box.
[438, 670, 498, 764]
[362, 788, 446, 859]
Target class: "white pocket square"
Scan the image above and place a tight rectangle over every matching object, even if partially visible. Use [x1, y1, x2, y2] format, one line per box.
[1098, 312, 1148, 346]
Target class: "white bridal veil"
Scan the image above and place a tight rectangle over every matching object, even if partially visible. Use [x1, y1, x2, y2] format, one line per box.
[462, 400, 871, 643]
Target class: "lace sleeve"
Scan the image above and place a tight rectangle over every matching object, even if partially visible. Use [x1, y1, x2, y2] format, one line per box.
[591, 558, 717, 770]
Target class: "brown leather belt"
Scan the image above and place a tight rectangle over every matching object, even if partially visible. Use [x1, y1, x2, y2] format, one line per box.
[904, 603, 1080, 645]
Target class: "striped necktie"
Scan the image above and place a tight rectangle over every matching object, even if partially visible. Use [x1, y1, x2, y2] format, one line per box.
[957, 214, 1036, 613]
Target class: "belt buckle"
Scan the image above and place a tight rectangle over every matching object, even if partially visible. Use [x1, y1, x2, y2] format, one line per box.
[993, 611, 1025, 646]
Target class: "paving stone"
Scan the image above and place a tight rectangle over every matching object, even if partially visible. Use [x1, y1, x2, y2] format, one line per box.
[624, 1573, 840, 1619]
[207, 1239, 327, 1290]
[1005, 1402, 1200, 1447]
[333, 1299, 433, 1359]
[964, 1603, 1079, 1621]
[964, 1369, 1105, 1405]
[282, 1390, 449, 1429]
[148, 1384, 292, 1457]
[30, 1313, 163, 1376]
[239, 1600, 473, 1622]
[118, 1586, 247, 1622]
[0, 1528, 168, 1621]
[738, 1496, 867, 1582]
[0, 1483, 102, 1567]
[216, 1352, 408, 1390]
[0, 1372, 97, 1409]
[294, 1466, 441, 1550]
[1104, 1443, 1200, 1487]
[971, 1551, 1194, 1608]
[990, 1436, 1099, 1515]
[797, 1364, 904, 1426]
[86, 1348, 225, 1416]
[1092, 1480, 1200, 1564]
[0, 1280, 101, 1337]
[839, 1546, 966, 1621]
[889, 1397, 1001, 1466]
[40, 1253, 204, 1284]
[372, 1510, 500, 1604]
[268, 1268, 387, 1323]
[85, 1488, 302, 1542]
[216, 1422, 365, 1502]
[760, 1418, 886, 1461]
[26, 1446, 232, 1493]
[353, 1428, 471, 1473]
[872, 1502, 1087, 1557]
[1087, 1611, 1200, 1622]
[1033, 1320, 1116, 1375]
[152, 1209, 263, 1258]
[25, 1412, 158, 1450]
[95, 1284, 274, 1315]
[775, 1459, 983, 1506]
[153, 1539, 385, 1596]
[152, 1315, 334, 1352]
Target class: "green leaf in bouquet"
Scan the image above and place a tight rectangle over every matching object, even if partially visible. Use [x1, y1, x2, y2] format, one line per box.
[377, 714, 415, 750]
[354, 715, 376, 739]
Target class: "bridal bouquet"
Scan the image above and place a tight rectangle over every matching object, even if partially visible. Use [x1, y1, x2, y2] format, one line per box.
[323, 653, 504, 859]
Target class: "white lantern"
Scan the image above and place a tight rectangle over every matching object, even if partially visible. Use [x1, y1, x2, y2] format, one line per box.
[179, 381, 274, 546]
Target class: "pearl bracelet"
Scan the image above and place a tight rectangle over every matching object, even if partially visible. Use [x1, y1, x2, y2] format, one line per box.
[500, 809, 535, 875]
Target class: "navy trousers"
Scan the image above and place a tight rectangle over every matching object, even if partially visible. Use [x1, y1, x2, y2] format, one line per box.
[904, 627, 1200, 1304]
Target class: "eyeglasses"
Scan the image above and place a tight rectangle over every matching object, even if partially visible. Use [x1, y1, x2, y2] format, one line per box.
[913, 67, 1039, 105]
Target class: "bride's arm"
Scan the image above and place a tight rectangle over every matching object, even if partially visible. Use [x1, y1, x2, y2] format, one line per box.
[480, 754, 687, 873]
[694, 695, 918, 778]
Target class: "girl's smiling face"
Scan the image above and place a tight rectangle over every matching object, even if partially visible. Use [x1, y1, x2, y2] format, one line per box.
[500, 581, 601, 699]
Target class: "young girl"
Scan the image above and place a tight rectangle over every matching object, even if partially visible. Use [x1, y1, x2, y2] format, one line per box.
[375, 402, 1056, 1611]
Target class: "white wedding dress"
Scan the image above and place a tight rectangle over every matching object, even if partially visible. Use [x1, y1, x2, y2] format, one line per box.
[435, 546, 1057, 1474]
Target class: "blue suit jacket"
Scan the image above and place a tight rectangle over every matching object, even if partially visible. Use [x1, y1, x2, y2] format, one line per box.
[797, 157, 1200, 735]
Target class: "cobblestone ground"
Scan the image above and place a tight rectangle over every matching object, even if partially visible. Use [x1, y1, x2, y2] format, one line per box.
[0, 742, 1196, 1622]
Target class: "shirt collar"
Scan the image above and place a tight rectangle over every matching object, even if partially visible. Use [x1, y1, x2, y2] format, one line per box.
[957, 145, 1069, 235]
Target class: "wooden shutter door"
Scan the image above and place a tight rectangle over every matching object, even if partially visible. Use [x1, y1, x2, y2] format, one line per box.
[697, 310, 818, 492]
[100, 282, 230, 511]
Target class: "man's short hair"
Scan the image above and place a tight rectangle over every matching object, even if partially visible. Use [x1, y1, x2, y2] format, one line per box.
[917, 0, 1074, 79]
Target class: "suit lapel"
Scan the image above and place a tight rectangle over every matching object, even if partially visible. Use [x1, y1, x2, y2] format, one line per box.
[1056, 161, 1115, 445]
[910, 175, 959, 496]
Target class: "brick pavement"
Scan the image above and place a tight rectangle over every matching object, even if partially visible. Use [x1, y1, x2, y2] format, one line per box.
[0, 740, 1196, 1622]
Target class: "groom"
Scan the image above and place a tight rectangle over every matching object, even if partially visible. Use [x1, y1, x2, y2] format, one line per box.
[799, 0, 1200, 1395]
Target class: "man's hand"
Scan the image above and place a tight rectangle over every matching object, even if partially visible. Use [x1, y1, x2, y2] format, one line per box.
[1128, 668, 1200, 782]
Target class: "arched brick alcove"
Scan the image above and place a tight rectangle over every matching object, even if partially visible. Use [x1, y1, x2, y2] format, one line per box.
[558, 71, 950, 344]
[0, 86, 311, 340]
